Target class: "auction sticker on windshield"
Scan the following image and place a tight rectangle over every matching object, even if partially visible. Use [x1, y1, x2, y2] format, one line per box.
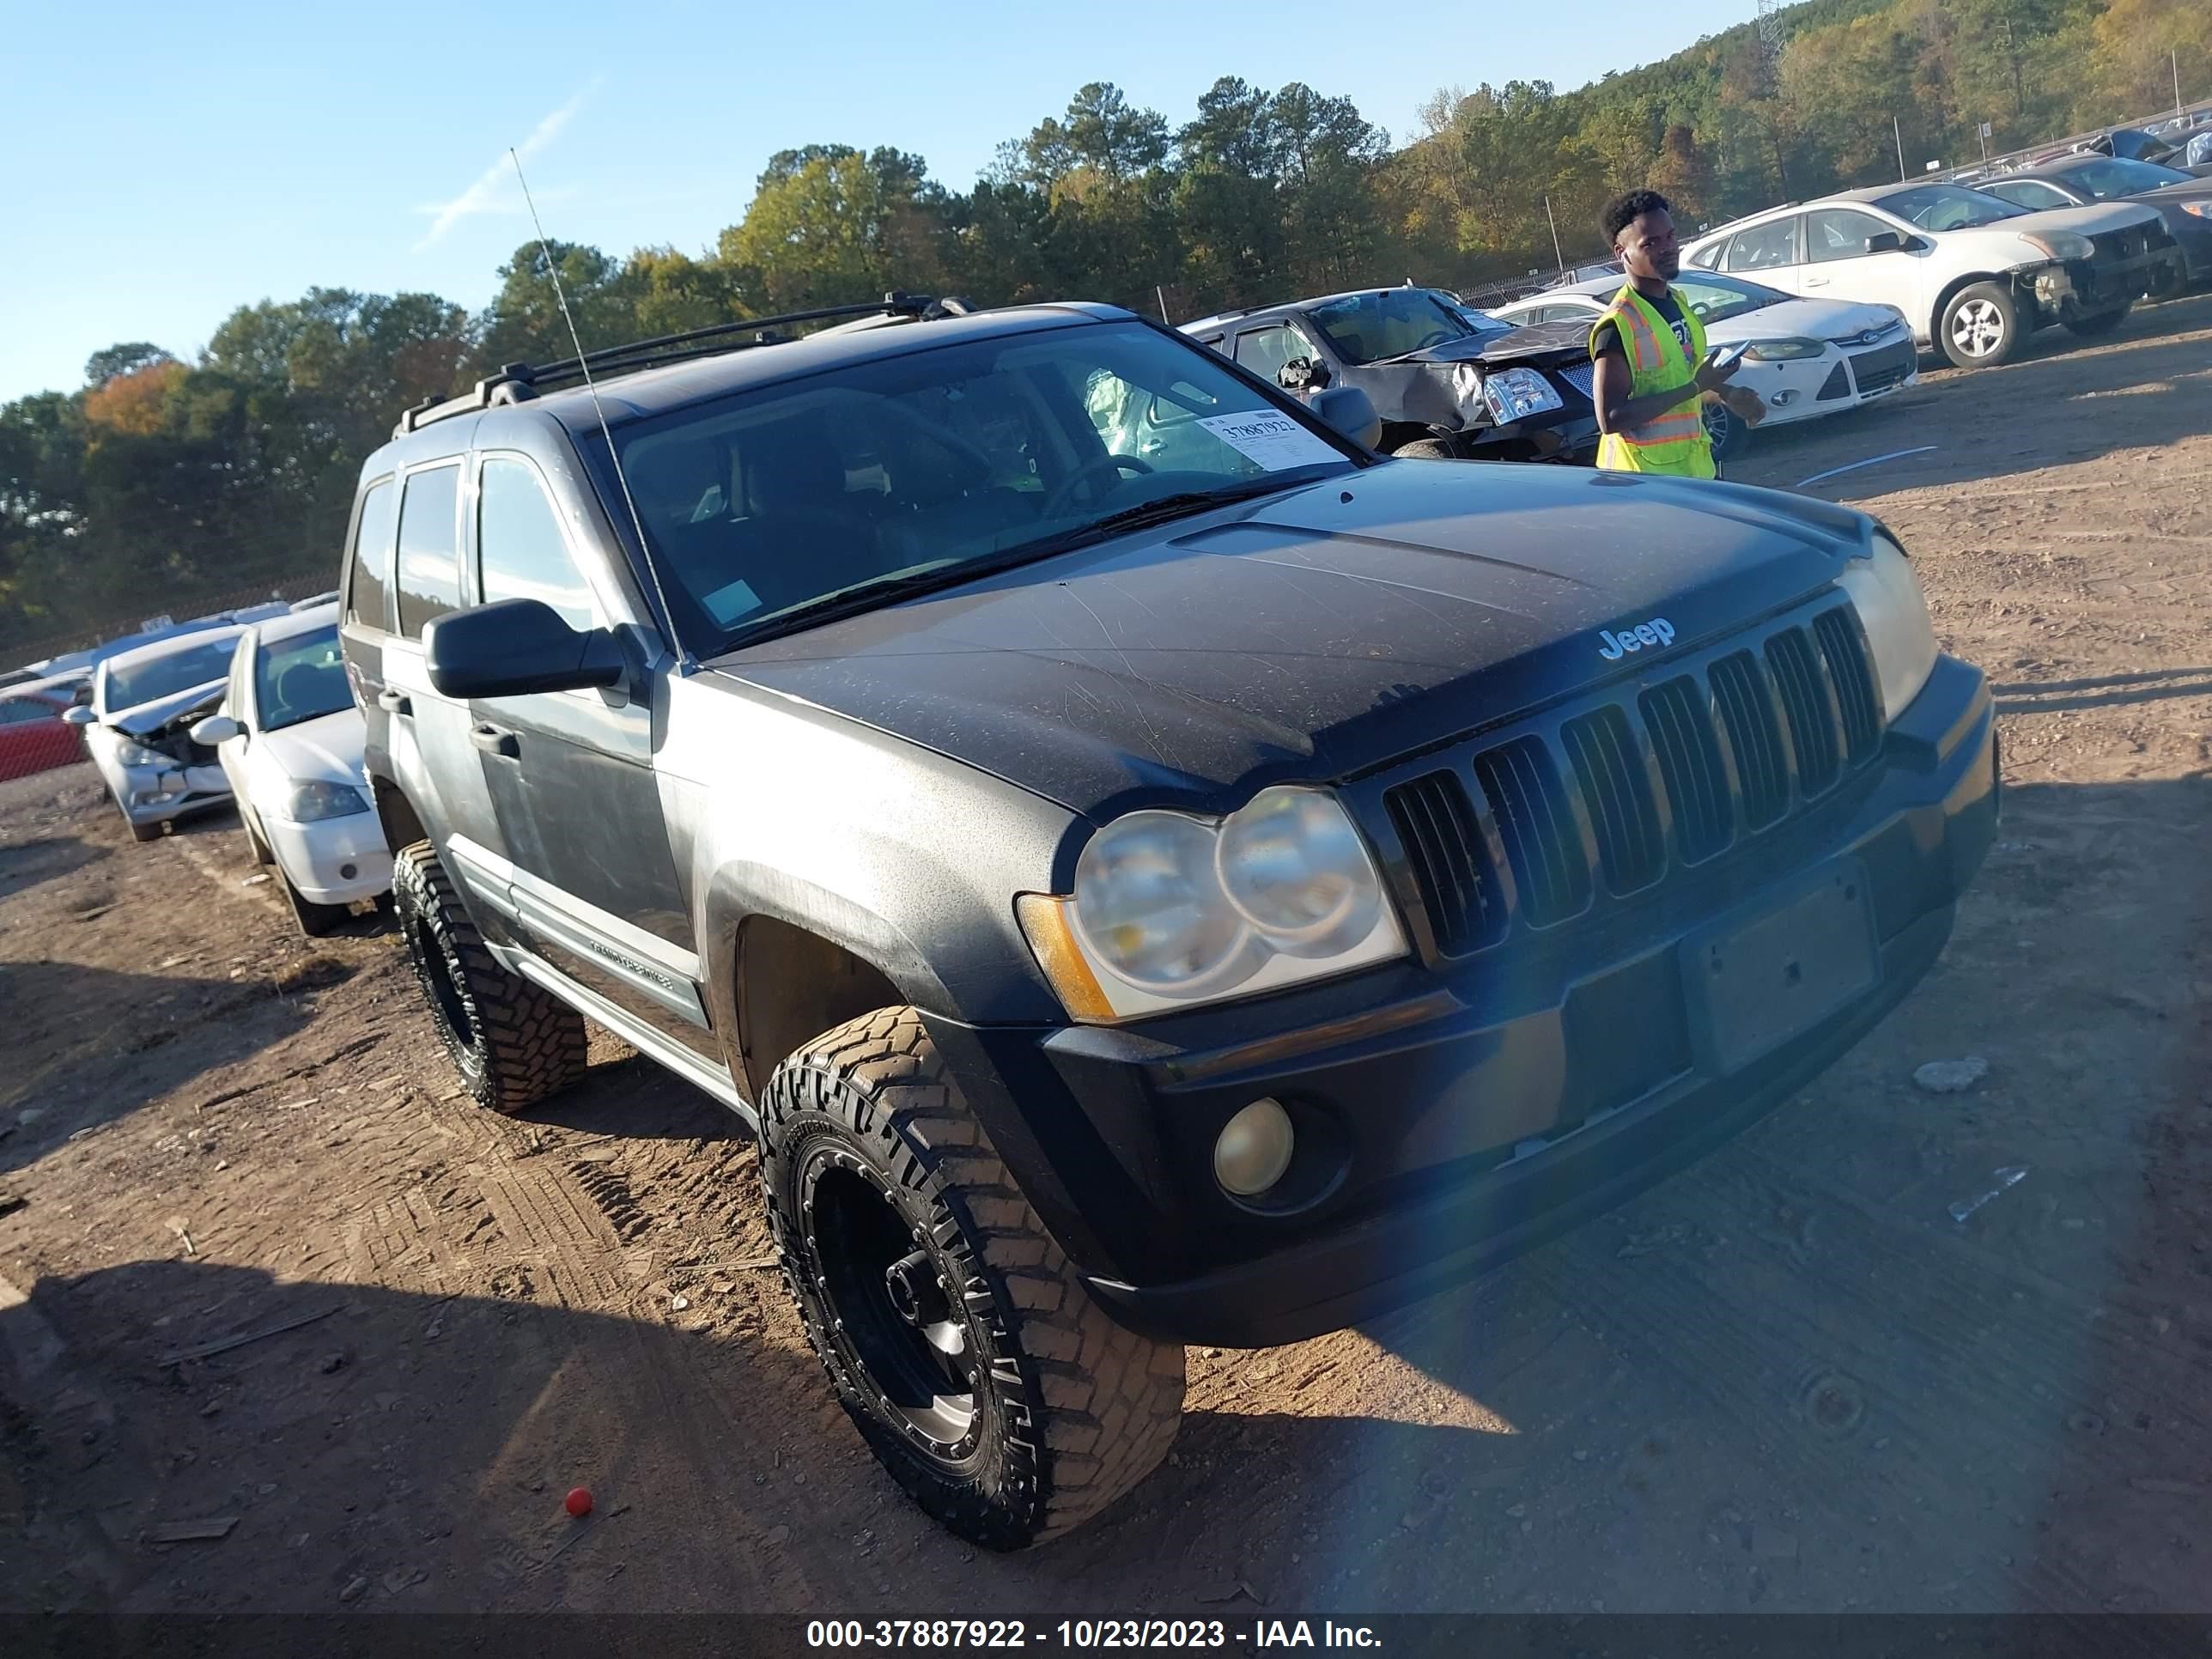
[1197, 411, 1346, 471]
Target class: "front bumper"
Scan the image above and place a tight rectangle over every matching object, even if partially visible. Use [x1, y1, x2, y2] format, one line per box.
[265, 811, 393, 905]
[113, 760, 232, 826]
[2031, 238, 2185, 315]
[1458, 411, 1602, 464]
[929, 651, 1998, 1349]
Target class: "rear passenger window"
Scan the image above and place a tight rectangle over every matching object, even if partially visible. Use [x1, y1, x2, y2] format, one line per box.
[1725, 218, 1801, 274]
[394, 464, 462, 641]
[477, 457, 599, 634]
[344, 478, 397, 631]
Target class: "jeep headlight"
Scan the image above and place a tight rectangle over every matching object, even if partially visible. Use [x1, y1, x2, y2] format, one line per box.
[1481, 367, 1563, 423]
[2022, 229, 2095, 262]
[1017, 786, 1407, 1022]
[272, 779, 372, 823]
[1836, 532, 1940, 722]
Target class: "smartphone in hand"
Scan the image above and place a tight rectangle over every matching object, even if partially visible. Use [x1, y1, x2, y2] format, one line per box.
[1703, 343, 1747, 374]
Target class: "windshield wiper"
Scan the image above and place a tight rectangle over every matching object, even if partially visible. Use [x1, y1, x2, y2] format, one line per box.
[1083, 477, 1306, 537]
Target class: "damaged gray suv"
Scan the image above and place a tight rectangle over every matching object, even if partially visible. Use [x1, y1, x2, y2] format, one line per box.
[338, 292, 1996, 1552]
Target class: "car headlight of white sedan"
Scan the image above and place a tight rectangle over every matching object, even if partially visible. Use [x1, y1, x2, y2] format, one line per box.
[1741, 337, 1826, 362]
[270, 780, 373, 823]
[1481, 367, 1564, 423]
[1836, 532, 1940, 722]
[1017, 785, 1408, 1021]
[112, 737, 169, 769]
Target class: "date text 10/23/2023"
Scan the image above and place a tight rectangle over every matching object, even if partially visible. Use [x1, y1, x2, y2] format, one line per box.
[804, 1620, 1385, 1649]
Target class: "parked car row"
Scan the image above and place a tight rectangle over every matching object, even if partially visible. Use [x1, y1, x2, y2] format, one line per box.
[57, 601, 392, 932]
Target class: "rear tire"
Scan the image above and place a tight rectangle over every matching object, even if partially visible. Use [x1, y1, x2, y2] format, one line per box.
[390, 839, 587, 1115]
[2063, 304, 2130, 337]
[759, 1006, 1186, 1552]
[1938, 283, 2022, 368]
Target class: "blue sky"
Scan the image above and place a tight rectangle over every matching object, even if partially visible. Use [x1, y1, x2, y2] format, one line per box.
[1, 0, 1754, 405]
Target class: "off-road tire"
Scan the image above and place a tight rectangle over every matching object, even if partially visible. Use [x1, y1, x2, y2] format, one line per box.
[390, 839, 587, 1115]
[759, 1006, 1186, 1552]
[1938, 283, 2022, 368]
[281, 871, 349, 939]
[1389, 438, 1458, 460]
[2063, 304, 2130, 337]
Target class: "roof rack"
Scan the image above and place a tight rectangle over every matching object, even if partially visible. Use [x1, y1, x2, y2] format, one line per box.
[392, 292, 980, 438]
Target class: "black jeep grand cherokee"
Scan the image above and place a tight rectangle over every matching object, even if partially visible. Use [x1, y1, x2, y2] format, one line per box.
[337, 295, 1996, 1553]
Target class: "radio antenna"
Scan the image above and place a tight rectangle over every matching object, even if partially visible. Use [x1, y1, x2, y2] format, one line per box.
[508, 147, 692, 671]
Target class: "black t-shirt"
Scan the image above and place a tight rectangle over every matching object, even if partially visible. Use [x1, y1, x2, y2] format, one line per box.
[1592, 289, 1692, 363]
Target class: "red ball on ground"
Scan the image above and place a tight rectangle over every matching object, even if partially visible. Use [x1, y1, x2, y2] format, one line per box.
[564, 1486, 593, 1518]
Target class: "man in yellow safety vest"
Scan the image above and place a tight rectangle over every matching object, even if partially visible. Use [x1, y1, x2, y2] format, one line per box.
[1588, 190, 1765, 478]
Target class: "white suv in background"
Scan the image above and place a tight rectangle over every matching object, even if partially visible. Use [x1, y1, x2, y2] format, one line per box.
[1681, 183, 2179, 368]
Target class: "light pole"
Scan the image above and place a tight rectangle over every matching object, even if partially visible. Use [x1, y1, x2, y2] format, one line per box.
[1543, 196, 1565, 273]
[1894, 116, 1907, 182]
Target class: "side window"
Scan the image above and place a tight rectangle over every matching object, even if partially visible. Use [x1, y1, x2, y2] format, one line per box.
[477, 457, 601, 635]
[393, 464, 463, 641]
[0, 700, 41, 726]
[1687, 241, 1723, 270]
[1233, 324, 1316, 383]
[1804, 209, 1893, 263]
[1724, 217, 1802, 273]
[2006, 180, 2076, 210]
[343, 477, 397, 632]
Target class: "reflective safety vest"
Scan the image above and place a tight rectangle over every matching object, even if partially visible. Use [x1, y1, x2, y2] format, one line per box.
[1588, 283, 1715, 478]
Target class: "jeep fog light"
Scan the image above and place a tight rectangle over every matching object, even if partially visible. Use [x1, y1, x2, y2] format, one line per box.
[1214, 1098, 1295, 1197]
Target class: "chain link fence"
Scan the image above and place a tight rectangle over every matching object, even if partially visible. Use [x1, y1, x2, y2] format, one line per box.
[2, 568, 340, 677]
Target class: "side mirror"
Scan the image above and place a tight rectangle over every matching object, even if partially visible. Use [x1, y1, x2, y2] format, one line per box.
[62, 704, 95, 726]
[423, 599, 625, 700]
[1278, 356, 1331, 392]
[191, 714, 242, 745]
[1865, 231, 1908, 254]
[1306, 386, 1382, 451]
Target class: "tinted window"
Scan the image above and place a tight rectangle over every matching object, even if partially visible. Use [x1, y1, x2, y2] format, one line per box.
[2070, 156, 2188, 197]
[344, 477, 397, 631]
[1805, 209, 1896, 262]
[477, 458, 600, 634]
[254, 624, 353, 732]
[613, 319, 1355, 648]
[1986, 179, 2075, 211]
[394, 465, 462, 641]
[0, 698, 50, 726]
[1233, 323, 1320, 381]
[1725, 217, 1801, 273]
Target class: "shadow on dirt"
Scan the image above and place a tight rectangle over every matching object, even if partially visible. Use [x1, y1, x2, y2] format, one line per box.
[1995, 665, 2212, 714]
[0, 959, 319, 1181]
[515, 1053, 745, 1145]
[0, 834, 106, 902]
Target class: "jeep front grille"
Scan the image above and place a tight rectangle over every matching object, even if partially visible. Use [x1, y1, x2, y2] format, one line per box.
[1379, 603, 1883, 958]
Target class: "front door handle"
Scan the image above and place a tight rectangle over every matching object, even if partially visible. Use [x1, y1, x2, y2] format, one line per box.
[471, 723, 520, 759]
[1803, 277, 1830, 289]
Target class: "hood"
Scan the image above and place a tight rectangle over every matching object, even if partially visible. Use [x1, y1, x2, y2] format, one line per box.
[1710, 296, 1902, 344]
[1468, 317, 1596, 368]
[708, 461, 1874, 821]
[254, 707, 368, 787]
[2144, 179, 2212, 204]
[111, 679, 227, 738]
[1996, 200, 2166, 238]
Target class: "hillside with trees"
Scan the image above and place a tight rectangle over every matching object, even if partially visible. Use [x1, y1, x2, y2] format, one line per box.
[4, 0, 2205, 655]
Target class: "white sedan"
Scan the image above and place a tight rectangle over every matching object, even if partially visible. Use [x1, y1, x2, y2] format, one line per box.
[1483, 270, 1918, 462]
[64, 627, 246, 841]
[191, 603, 392, 935]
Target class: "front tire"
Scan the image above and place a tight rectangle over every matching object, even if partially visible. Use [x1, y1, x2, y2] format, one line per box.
[281, 871, 349, 938]
[759, 1007, 1186, 1552]
[1939, 283, 2022, 368]
[1389, 438, 1458, 460]
[1700, 394, 1748, 463]
[2063, 303, 2130, 337]
[390, 840, 587, 1115]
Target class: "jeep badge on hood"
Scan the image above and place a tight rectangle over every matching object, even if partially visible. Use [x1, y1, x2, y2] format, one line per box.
[1598, 617, 1677, 660]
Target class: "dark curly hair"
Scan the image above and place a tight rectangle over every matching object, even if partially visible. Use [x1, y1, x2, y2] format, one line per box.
[1601, 189, 1672, 249]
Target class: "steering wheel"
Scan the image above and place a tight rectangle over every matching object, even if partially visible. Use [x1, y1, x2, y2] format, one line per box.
[1041, 454, 1155, 518]
[1408, 327, 1454, 351]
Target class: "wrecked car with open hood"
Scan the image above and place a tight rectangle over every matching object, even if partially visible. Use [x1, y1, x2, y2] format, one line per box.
[67, 625, 244, 841]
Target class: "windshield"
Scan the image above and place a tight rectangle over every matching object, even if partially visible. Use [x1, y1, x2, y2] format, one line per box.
[609, 319, 1359, 649]
[1669, 272, 1791, 325]
[1304, 290, 1474, 363]
[1871, 185, 2027, 230]
[2069, 156, 2192, 194]
[254, 624, 351, 732]
[101, 635, 237, 714]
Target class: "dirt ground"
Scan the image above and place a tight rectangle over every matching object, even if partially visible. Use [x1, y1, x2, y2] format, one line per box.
[3, 294, 2209, 1620]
